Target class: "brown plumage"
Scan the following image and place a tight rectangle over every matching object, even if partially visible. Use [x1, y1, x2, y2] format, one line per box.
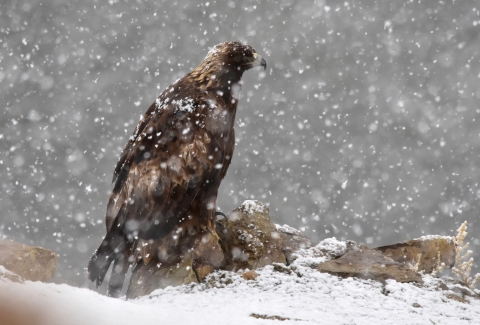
[88, 41, 266, 296]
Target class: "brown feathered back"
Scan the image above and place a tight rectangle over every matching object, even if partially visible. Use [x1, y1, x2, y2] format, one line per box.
[88, 41, 266, 297]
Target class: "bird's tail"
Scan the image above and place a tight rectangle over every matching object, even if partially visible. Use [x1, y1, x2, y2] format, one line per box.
[88, 228, 130, 297]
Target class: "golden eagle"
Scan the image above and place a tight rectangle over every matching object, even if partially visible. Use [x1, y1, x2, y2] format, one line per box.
[88, 41, 266, 296]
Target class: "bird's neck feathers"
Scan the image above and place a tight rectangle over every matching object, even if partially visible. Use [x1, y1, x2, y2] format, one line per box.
[188, 57, 244, 105]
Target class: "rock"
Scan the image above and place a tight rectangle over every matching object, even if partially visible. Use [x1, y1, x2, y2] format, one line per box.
[451, 285, 477, 298]
[272, 262, 293, 274]
[250, 313, 294, 321]
[316, 236, 457, 284]
[127, 231, 224, 299]
[317, 243, 423, 283]
[123, 200, 459, 298]
[216, 200, 286, 271]
[445, 293, 469, 304]
[0, 239, 57, 282]
[275, 224, 313, 265]
[242, 270, 259, 280]
[127, 200, 291, 298]
[375, 235, 456, 273]
[431, 277, 480, 300]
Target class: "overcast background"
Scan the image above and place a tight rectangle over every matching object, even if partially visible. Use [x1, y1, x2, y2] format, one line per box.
[1, 0, 480, 287]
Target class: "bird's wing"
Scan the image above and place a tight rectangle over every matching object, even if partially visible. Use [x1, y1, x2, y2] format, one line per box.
[112, 101, 156, 190]
[105, 95, 219, 239]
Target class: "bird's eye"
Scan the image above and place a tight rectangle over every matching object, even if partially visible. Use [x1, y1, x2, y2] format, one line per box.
[234, 55, 242, 62]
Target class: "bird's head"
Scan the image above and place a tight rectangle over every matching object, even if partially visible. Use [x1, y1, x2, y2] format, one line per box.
[207, 41, 267, 72]
[189, 41, 266, 98]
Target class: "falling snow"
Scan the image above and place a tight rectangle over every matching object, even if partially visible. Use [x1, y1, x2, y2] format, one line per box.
[1, 0, 480, 310]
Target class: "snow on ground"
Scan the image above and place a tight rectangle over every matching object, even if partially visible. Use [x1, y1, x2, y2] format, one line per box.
[1, 242, 479, 325]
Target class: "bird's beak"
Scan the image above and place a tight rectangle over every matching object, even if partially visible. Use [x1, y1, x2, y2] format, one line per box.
[252, 53, 267, 70]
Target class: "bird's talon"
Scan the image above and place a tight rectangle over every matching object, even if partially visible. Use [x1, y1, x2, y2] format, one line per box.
[215, 211, 228, 221]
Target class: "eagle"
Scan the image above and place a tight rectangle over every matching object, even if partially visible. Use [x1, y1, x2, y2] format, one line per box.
[88, 41, 266, 297]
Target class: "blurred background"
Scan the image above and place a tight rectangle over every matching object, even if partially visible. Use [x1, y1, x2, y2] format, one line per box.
[1, 0, 479, 287]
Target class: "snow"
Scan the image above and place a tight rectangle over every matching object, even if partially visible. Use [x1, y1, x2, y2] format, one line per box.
[155, 97, 196, 113]
[275, 223, 303, 235]
[1, 259, 479, 325]
[418, 235, 454, 244]
[2, 0, 480, 292]
[172, 98, 196, 113]
[207, 43, 223, 57]
[239, 200, 267, 215]
[287, 237, 348, 267]
[314, 237, 349, 256]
